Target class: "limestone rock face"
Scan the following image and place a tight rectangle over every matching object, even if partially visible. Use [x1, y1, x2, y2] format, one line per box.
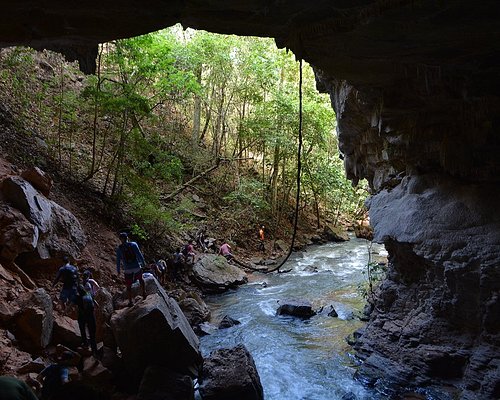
[353, 176, 500, 398]
[2, 176, 86, 264]
[191, 254, 247, 293]
[12, 288, 53, 351]
[199, 344, 263, 400]
[110, 287, 201, 379]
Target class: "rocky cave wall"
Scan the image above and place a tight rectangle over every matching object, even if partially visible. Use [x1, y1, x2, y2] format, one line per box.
[1, 0, 500, 398]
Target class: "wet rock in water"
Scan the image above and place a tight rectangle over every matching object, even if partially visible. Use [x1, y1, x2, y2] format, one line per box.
[191, 254, 247, 293]
[276, 299, 316, 319]
[21, 167, 53, 197]
[199, 344, 263, 400]
[317, 304, 339, 317]
[138, 365, 194, 400]
[110, 285, 201, 379]
[322, 224, 349, 242]
[218, 315, 241, 329]
[13, 288, 53, 351]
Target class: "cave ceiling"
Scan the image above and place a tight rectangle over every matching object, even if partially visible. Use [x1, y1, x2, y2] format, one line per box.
[1, 0, 499, 188]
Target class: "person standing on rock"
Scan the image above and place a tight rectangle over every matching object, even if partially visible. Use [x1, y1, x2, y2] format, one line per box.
[116, 232, 146, 307]
[81, 270, 100, 298]
[258, 225, 265, 253]
[75, 285, 98, 357]
[52, 256, 79, 310]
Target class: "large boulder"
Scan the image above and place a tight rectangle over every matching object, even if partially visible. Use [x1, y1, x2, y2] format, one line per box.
[178, 297, 210, 329]
[52, 314, 81, 347]
[110, 284, 201, 379]
[12, 288, 53, 351]
[0, 203, 38, 261]
[322, 224, 349, 242]
[21, 167, 53, 197]
[138, 365, 194, 400]
[2, 176, 86, 265]
[199, 344, 263, 400]
[276, 299, 316, 319]
[191, 254, 247, 293]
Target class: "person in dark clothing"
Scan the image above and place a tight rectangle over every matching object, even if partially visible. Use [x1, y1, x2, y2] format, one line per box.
[172, 248, 185, 279]
[75, 286, 98, 356]
[0, 376, 38, 400]
[52, 256, 79, 309]
[39, 352, 72, 400]
[116, 232, 146, 307]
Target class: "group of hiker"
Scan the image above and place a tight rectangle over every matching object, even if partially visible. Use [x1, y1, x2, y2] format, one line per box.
[0, 225, 268, 399]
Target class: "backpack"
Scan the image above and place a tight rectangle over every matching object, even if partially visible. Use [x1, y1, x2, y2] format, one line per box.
[61, 265, 78, 287]
[121, 242, 137, 264]
[181, 245, 189, 257]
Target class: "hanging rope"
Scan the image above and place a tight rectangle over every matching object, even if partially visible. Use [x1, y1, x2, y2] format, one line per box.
[265, 58, 304, 274]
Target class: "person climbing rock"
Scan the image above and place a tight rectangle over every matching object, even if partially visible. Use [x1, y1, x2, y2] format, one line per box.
[219, 241, 234, 261]
[0, 376, 38, 400]
[52, 256, 79, 310]
[75, 285, 98, 357]
[258, 225, 265, 253]
[155, 259, 167, 284]
[116, 232, 146, 307]
[81, 270, 100, 298]
[182, 241, 196, 264]
[38, 352, 73, 400]
[172, 248, 185, 280]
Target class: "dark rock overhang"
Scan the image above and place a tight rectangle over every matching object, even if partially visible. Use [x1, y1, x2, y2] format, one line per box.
[1, 0, 499, 189]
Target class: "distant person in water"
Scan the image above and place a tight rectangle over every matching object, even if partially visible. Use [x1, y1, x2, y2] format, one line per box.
[0, 376, 38, 400]
[81, 270, 100, 298]
[258, 225, 265, 253]
[75, 285, 98, 357]
[219, 241, 233, 261]
[52, 256, 79, 309]
[116, 232, 146, 307]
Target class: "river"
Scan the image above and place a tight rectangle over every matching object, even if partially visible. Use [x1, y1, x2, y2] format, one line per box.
[198, 236, 387, 400]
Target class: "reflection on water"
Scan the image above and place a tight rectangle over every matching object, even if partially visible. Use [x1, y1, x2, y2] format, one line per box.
[200, 236, 387, 400]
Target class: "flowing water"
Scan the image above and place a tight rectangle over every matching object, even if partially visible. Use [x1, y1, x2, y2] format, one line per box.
[199, 236, 388, 400]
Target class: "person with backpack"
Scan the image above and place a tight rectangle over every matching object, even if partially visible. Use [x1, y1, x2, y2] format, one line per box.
[52, 256, 79, 310]
[116, 232, 146, 307]
[75, 285, 98, 357]
[81, 270, 100, 298]
[182, 241, 196, 264]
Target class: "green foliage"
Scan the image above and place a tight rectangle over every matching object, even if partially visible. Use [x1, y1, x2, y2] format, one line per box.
[224, 177, 270, 212]
[0, 24, 368, 243]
